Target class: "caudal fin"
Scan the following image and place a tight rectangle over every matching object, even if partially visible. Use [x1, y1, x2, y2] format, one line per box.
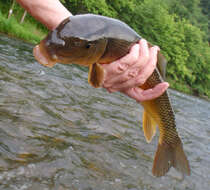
[152, 142, 190, 177]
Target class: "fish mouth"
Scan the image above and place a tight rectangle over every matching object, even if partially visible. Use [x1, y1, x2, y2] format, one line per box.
[33, 40, 56, 68]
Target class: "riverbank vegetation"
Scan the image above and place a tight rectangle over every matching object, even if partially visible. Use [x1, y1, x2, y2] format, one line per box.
[0, 0, 46, 43]
[0, 0, 209, 98]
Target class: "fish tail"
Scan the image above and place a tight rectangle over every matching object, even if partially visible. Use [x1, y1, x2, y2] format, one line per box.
[152, 142, 190, 177]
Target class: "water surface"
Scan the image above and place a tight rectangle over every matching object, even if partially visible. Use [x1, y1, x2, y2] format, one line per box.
[0, 34, 209, 190]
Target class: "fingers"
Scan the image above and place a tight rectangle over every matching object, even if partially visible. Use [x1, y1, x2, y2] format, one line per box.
[124, 82, 169, 102]
[118, 43, 139, 67]
[103, 40, 146, 88]
[134, 45, 159, 85]
[135, 39, 150, 69]
[106, 45, 159, 92]
[102, 38, 167, 102]
[102, 43, 139, 76]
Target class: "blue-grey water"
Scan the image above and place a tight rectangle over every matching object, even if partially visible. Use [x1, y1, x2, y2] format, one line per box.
[0, 34, 209, 190]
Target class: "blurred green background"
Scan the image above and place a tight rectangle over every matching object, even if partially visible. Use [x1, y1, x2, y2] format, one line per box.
[0, 0, 209, 98]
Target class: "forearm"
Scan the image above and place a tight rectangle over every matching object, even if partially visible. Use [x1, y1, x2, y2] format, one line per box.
[16, 0, 72, 30]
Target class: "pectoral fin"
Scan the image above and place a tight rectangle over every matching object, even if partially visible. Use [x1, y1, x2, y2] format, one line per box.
[142, 110, 157, 143]
[88, 63, 105, 88]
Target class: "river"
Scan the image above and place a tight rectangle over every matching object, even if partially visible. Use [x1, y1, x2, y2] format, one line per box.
[0, 34, 209, 190]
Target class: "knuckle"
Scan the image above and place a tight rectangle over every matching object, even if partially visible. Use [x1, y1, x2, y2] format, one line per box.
[116, 66, 124, 74]
[135, 76, 145, 86]
[123, 73, 131, 81]
[128, 69, 138, 78]
[116, 61, 128, 73]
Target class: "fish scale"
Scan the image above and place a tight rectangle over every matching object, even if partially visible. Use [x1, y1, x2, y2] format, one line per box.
[142, 69, 180, 145]
[33, 13, 190, 177]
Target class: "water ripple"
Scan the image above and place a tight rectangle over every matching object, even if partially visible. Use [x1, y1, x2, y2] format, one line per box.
[0, 34, 209, 190]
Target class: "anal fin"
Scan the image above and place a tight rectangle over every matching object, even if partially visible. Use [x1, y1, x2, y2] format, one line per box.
[88, 63, 105, 88]
[142, 110, 157, 143]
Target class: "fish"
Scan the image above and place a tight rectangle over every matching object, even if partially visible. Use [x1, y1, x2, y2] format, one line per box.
[33, 14, 190, 177]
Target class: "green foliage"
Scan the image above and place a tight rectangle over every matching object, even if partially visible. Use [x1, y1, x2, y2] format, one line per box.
[62, 0, 118, 17]
[62, 0, 210, 97]
[133, 0, 210, 97]
[200, 0, 210, 16]
[200, 0, 210, 42]
[163, 0, 209, 42]
[0, 0, 48, 31]
[0, 0, 209, 97]
[0, 11, 45, 43]
[178, 20, 210, 96]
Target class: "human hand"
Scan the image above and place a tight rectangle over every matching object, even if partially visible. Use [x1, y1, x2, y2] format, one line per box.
[102, 39, 169, 102]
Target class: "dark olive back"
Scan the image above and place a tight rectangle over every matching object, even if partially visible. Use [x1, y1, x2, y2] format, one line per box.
[57, 14, 141, 42]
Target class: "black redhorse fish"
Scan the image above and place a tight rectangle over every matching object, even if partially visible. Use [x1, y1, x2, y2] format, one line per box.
[33, 14, 190, 177]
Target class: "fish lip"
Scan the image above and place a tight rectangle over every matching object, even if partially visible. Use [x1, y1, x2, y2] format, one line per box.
[33, 40, 56, 68]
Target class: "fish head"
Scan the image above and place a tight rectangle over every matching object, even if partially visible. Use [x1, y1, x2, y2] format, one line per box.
[33, 17, 107, 67]
[33, 34, 107, 67]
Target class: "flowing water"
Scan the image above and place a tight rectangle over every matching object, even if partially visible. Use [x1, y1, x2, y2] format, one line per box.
[0, 34, 209, 190]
